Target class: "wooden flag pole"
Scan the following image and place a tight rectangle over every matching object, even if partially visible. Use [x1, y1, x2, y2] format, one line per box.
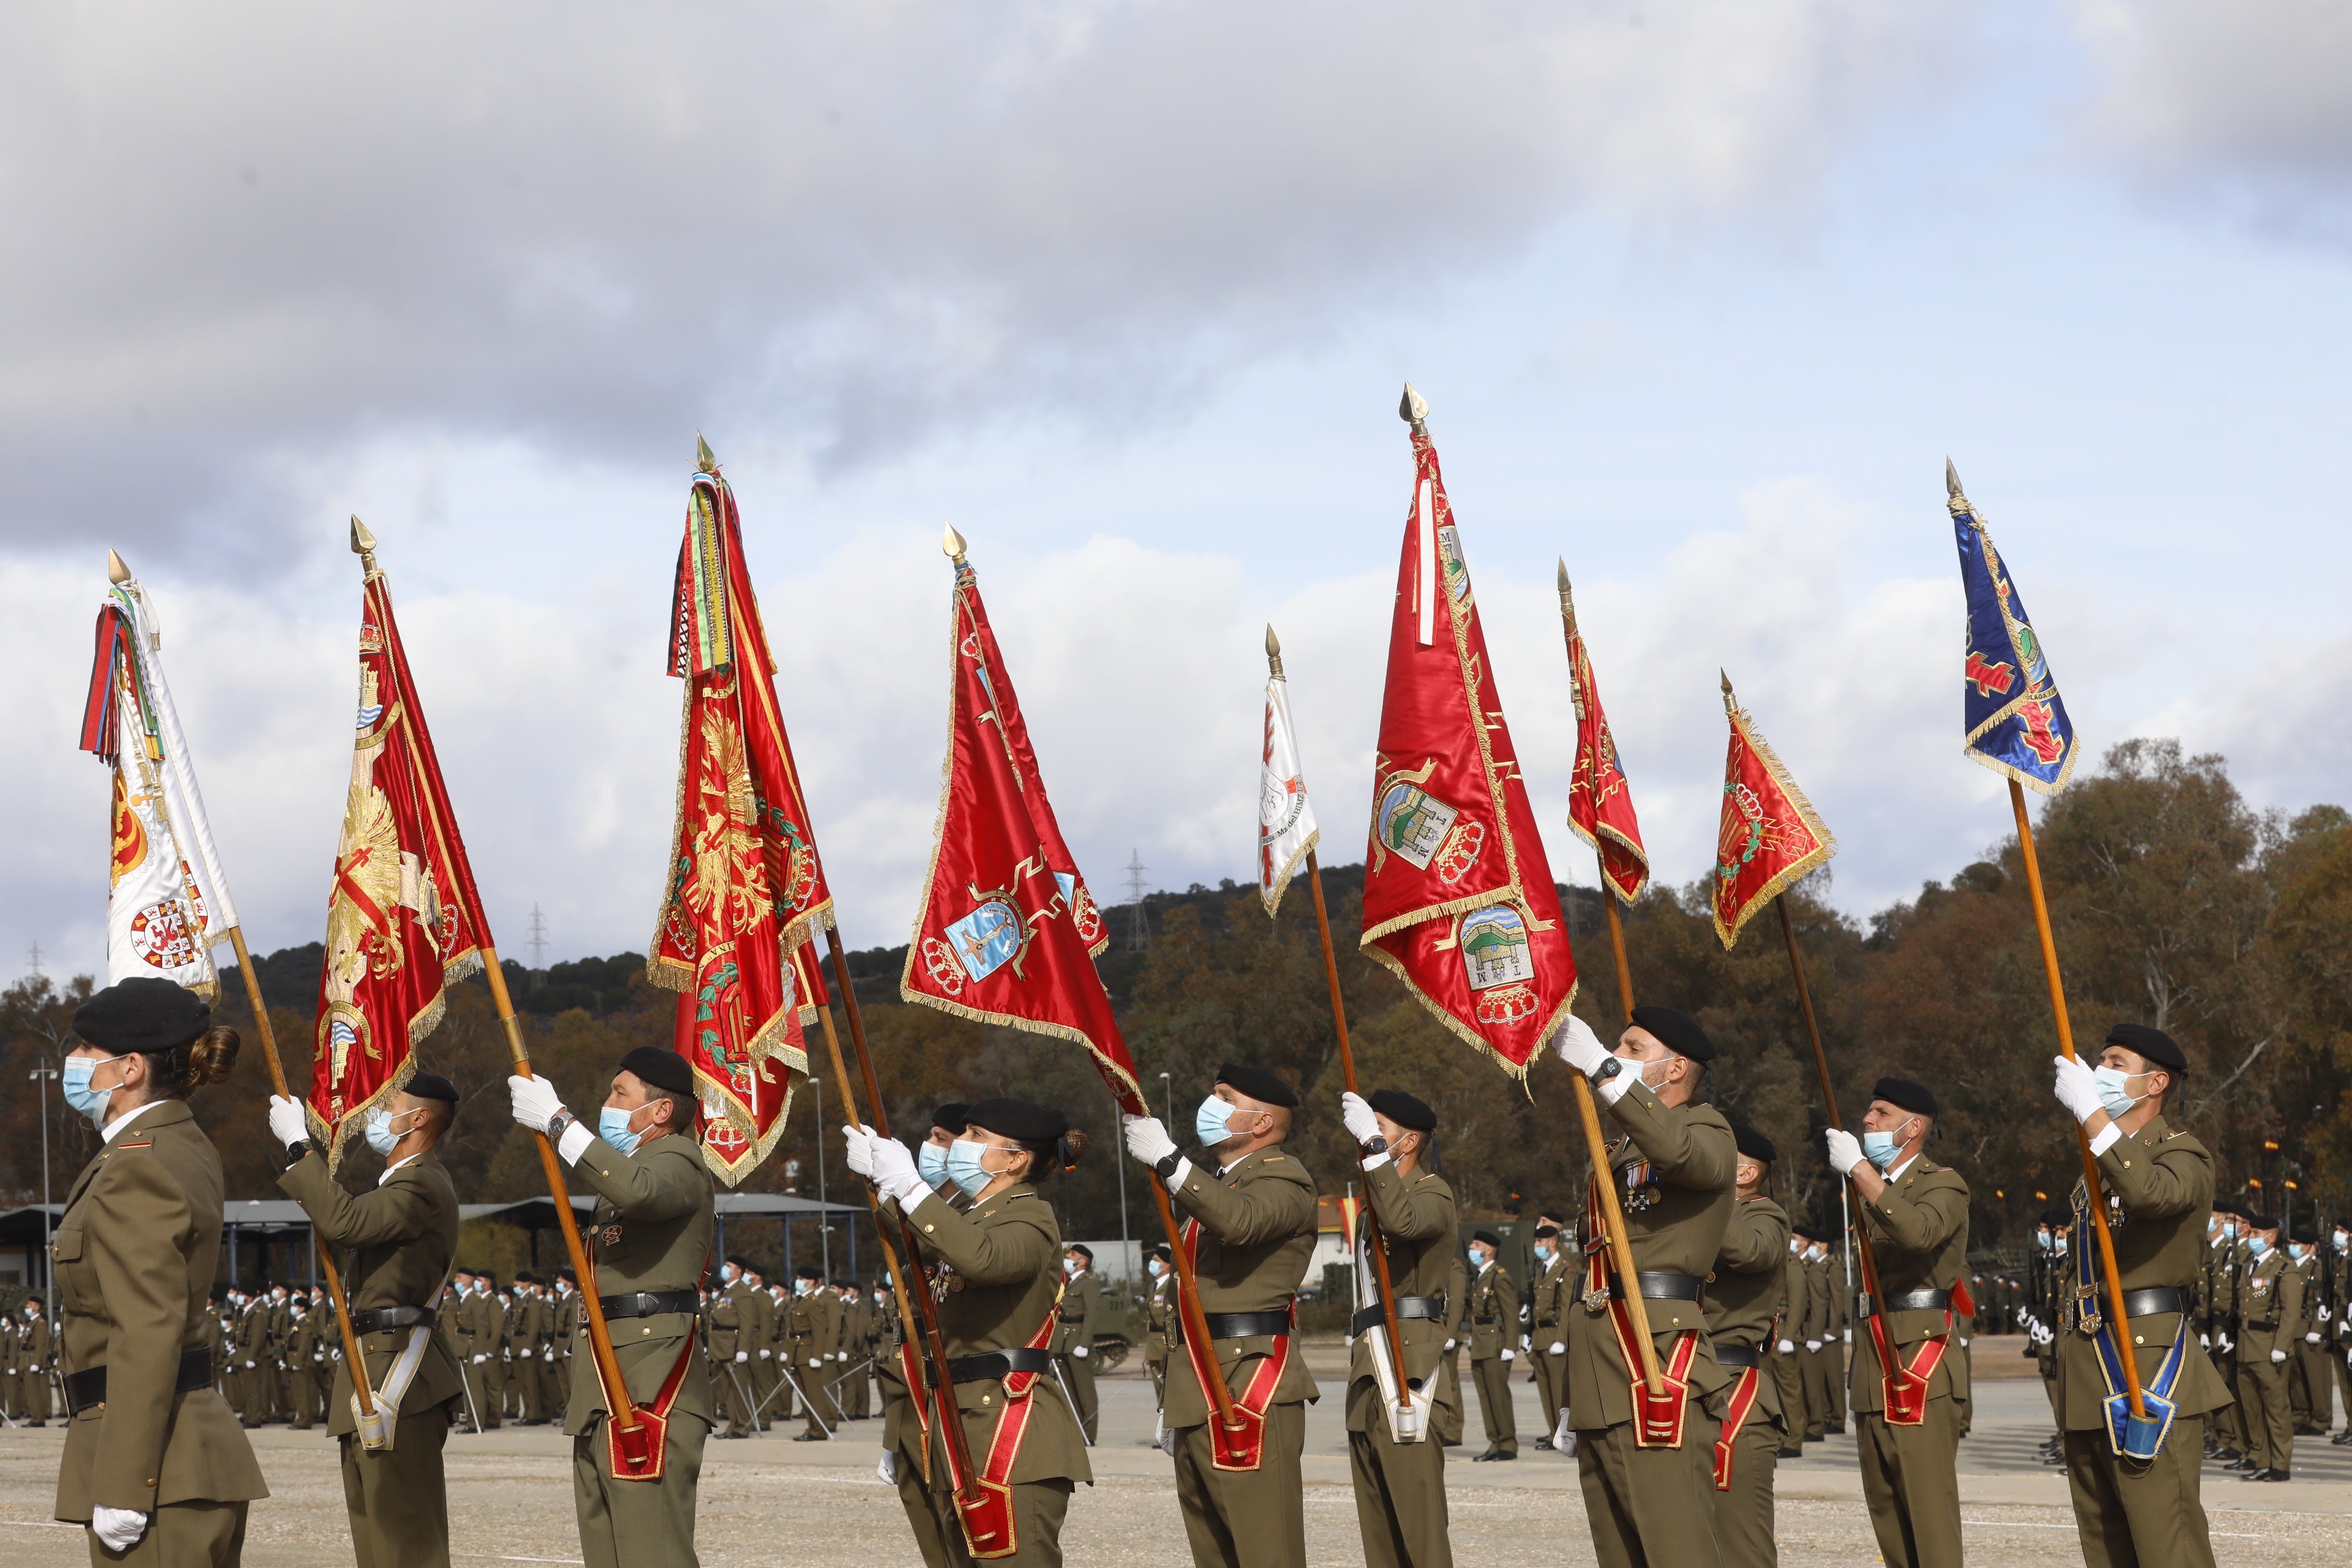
[1773, 896, 1891, 1322]
[2008, 778, 2146, 1420]
[224, 926, 377, 1423]
[1598, 885, 1636, 1026]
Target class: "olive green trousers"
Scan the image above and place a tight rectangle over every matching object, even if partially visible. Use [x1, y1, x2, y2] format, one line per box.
[2061, 1415, 2214, 1568]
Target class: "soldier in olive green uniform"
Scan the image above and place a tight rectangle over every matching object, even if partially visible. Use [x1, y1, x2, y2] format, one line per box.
[786, 1265, 838, 1439]
[18, 1299, 55, 1426]
[2287, 1229, 2330, 1437]
[1814, 1238, 1848, 1435]
[2235, 1216, 2300, 1479]
[2197, 1211, 2240, 1459]
[1550, 1006, 1736, 1568]
[1123, 1063, 1319, 1568]
[1772, 1230, 1810, 1456]
[510, 1045, 716, 1568]
[1338, 1089, 1457, 1568]
[1824, 1076, 1969, 1568]
[1052, 1245, 1101, 1442]
[1464, 1229, 1518, 1461]
[1142, 1246, 1175, 1409]
[2329, 1222, 2352, 1445]
[550, 1274, 579, 1427]
[854, 1097, 1093, 1566]
[1528, 1222, 1574, 1447]
[285, 1305, 322, 1432]
[2046, 1024, 2230, 1564]
[706, 1260, 754, 1437]
[1711, 1124, 1792, 1568]
[274, 1071, 467, 1568]
[1435, 1254, 1468, 1448]
[51, 978, 269, 1562]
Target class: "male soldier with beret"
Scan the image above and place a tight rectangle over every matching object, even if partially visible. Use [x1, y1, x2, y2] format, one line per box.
[1712, 1123, 1792, 1568]
[1824, 1076, 1968, 1568]
[1053, 1243, 1102, 1443]
[2047, 1023, 2232, 1559]
[1124, 1062, 1319, 1568]
[1773, 1226, 1814, 1457]
[2235, 1213, 2300, 1481]
[1144, 1244, 1177, 1410]
[1465, 1228, 1518, 1461]
[1338, 1087, 1457, 1568]
[1551, 1004, 1738, 1568]
[510, 1045, 717, 1568]
[1528, 1220, 1575, 1449]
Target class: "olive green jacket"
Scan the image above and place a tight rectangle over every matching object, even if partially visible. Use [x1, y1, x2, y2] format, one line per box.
[1530, 1248, 1575, 1351]
[1850, 1155, 1971, 1412]
[562, 1130, 715, 1436]
[1709, 1194, 1791, 1425]
[1564, 1083, 1736, 1430]
[1467, 1261, 1515, 1360]
[1163, 1144, 1322, 1424]
[2238, 1250, 2302, 1363]
[278, 1146, 465, 1433]
[1346, 1157, 1460, 1430]
[1052, 1270, 1100, 1357]
[896, 1182, 1090, 1486]
[51, 1101, 267, 1521]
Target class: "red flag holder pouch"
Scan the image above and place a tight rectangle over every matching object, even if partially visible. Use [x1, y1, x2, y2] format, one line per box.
[953, 1279, 1066, 1561]
[602, 1334, 695, 1482]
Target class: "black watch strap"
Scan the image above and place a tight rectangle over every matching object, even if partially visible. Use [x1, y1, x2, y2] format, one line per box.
[1154, 1151, 1183, 1181]
[1361, 1136, 1389, 1156]
[1590, 1057, 1623, 1084]
[283, 1140, 315, 1165]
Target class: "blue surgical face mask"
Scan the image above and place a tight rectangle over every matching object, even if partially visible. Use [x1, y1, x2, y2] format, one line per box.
[600, 1105, 644, 1156]
[363, 1108, 409, 1155]
[63, 1053, 125, 1127]
[918, 1142, 950, 1188]
[2092, 1066, 2144, 1121]
[1860, 1130, 1902, 1171]
[2248, 1236, 2269, 1258]
[945, 1138, 997, 1198]
[1195, 1096, 1235, 1149]
[1532, 1243, 1552, 1264]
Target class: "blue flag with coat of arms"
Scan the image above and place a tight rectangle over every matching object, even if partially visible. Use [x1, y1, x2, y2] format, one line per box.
[1946, 460, 2080, 796]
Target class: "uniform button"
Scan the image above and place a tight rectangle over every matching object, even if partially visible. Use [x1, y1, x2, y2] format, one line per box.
[2133, 1335, 2144, 1345]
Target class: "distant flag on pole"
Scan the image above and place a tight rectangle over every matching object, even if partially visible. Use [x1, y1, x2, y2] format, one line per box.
[1946, 461, 2080, 795]
[648, 442, 827, 1183]
[309, 523, 495, 1168]
[79, 560, 237, 998]
[900, 526, 1145, 1115]
[1258, 626, 1320, 918]
[1557, 564, 1650, 906]
[1711, 672, 1837, 949]
[1358, 386, 1577, 1077]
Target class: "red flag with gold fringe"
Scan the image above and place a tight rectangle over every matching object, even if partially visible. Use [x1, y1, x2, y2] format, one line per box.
[647, 448, 831, 1182]
[1358, 390, 1577, 1077]
[309, 548, 494, 1169]
[1559, 568, 1651, 906]
[1711, 672, 1837, 948]
[898, 530, 1143, 1114]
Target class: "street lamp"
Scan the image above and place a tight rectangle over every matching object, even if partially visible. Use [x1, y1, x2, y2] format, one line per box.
[30, 1060, 57, 1317]
[812, 1075, 831, 1276]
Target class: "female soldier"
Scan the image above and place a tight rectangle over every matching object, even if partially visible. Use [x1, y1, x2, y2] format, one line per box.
[52, 976, 268, 1563]
[849, 1097, 1091, 1567]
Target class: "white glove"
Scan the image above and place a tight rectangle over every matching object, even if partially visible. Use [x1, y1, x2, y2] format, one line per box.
[1806, 1340, 1822, 1353]
[267, 1094, 310, 1150]
[758, 1348, 771, 1359]
[2320, 1304, 2333, 1322]
[1824, 1127, 1866, 1177]
[1843, 1330, 1851, 1344]
[473, 1354, 488, 1364]
[1501, 1348, 1515, 1362]
[2200, 1333, 2210, 1349]
[808, 1358, 823, 1370]
[734, 1351, 749, 1363]
[867, 1135, 925, 1206]
[1551, 1013, 1610, 1076]
[2309, 1332, 2324, 1345]
[245, 1359, 257, 1370]
[1123, 1114, 1178, 1167]
[1778, 1339, 1796, 1355]
[92, 1506, 149, 1552]
[508, 1073, 565, 1133]
[1549, 1340, 1565, 1355]
[1072, 1345, 1089, 1359]
[2271, 1348, 2288, 1364]
[1340, 1091, 1380, 1146]
[841, 1124, 876, 1179]
[1444, 1338, 1456, 1353]
[2051, 1054, 2103, 1124]
[1959, 1337, 1971, 1348]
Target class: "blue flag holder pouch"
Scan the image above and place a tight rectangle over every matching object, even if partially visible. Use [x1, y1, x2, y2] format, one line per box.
[2073, 1210, 2184, 1461]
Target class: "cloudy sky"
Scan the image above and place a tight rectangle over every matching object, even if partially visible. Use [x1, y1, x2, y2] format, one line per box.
[6, 2, 2351, 984]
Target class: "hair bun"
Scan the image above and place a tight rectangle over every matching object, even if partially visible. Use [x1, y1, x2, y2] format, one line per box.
[185, 1026, 242, 1089]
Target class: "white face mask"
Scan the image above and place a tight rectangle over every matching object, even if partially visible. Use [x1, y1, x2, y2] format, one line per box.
[1063, 1258, 1081, 1276]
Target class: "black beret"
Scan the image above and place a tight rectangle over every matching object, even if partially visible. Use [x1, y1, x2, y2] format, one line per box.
[2291, 1226, 2320, 1246]
[2248, 1213, 2280, 1233]
[405, 1072, 459, 1104]
[73, 977, 211, 1056]
[726, 1255, 751, 1269]
[619, 1046, 696, 1098]
[796, 1262, 824, 1279]
[1870, 1077, 1938, 1118]
[932, 1102, 972, 1133]
[1367, 1089, 1436, 1133]
[2040, 1207, 2071, 1228]
[963, 1096, 1069, 1144]
[1532, 1224, 1561, 1239]
[1152, 1244, 1172, 1260]
[1065, 1243, 1093, 1260]
[1215, 1062, 1299, 1109]
[1730, 1122, 1777, 1164]
[1793, 1223, 1826, 1243]
[2104, 1024, 2187, 1075]
[1629, 1005, 1714, 1062]
[1472, 1229, 1502, 1248]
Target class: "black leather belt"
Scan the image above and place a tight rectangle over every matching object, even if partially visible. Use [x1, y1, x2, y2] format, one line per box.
[1176, 1308, 1293, 1343]
[1714, 1344, 1761, 1369]
[1608, 1271, 1707, 1306]
[1349, 1297, 1446, 1337]
[599, 1290, 700, 1319]
[1860, 1288, 1949, 1317]
[947, 1348, 1052, 1382]
[2243, 1319, 2278, 1331]
[349, 1305, 436, 1335]
[65, 1347, 211, 1416]
[2120, 1287, 2190, 1319]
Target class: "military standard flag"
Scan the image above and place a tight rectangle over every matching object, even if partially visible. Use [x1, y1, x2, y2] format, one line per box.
[79, 566, 238, 997]
[1257, 635, 1320, 918]
[1711, 673, 1837, 949]
[1557, 565, 1650, 906]
[1359, 389, 1577, 1077]
[1946, 462, 2080, 795]
[900, 531, 1144, 1114]
[648, 448, 830, 1182]
[310, 532, 495, 1166]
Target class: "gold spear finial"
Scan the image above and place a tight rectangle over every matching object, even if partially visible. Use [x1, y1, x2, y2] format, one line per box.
[942, 522, 967, 563]
[1265, 624, 1285, 679]
[107, 548, 132, 586]
[1945, 457, 1973, 517]
[697, 432, 718, 474]
[1720, 667, 1739, 716]
[1556, 557, 1577, 630]
[1399, 381, 1429, 434]
[351, 515, 379, 578]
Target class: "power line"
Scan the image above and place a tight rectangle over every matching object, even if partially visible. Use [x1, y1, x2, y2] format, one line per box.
[26, 940, 44, 980]
[527, 905, 549, 969]
[1123, 849, 1151, 952]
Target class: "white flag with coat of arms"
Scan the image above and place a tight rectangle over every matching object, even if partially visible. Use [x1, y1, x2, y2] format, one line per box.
[1258, 662, 1320, 916]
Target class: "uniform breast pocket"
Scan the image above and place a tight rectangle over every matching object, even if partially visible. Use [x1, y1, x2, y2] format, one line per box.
[51, 1228, 95, 1316]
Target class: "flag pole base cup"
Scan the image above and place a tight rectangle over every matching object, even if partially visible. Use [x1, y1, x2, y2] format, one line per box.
[2119, 1408, 2167, 1461]
[2105, 1391, 2174, 1461]
[1388, 1399, 1423, 1443]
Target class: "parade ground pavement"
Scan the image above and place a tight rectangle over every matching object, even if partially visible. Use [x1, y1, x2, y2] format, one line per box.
[4, 1343, 2349, 1565]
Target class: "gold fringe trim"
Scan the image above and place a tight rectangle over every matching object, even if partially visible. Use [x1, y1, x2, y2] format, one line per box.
[315, 1051, 421, 1179]
[902, 989, 1146, 1112]
[1259, 827, 1318, 920]
[1359, 939, 1576, 1086]
[1712, 705, 1838, 950]
[695, 1057, 802, 1188]
[1963, 743, 2080, 799]
[645, 681, 700, 993]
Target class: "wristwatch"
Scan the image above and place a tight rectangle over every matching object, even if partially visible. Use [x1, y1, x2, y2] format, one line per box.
[1154, 1151, 1183, 1181]
[282, 1139, 317, 1164]
[1360, 1136, 1389, 1156]
[1589, 1057, 1623, 1085]
[545, 1109, 578, 1145]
